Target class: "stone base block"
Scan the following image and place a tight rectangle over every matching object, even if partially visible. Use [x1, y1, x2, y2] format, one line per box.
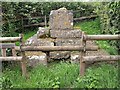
[37, 27, 49, 38]
[50, 51, 70, 60]
[37, 38, 54, 46]
[50, 30, 82, 38]
[25, 51, 47, 67]
[55, 38, 81, 46]
[25, 37, 54, 46]
[71, 52, 81, 63]
[25, 34, 38, 46]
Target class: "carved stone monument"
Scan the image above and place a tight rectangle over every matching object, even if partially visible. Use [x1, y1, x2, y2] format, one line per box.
[25, 8, 82, 67]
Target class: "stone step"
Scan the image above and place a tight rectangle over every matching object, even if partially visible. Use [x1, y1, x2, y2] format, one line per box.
[55, 38, 81, 46]
[25, 38, 54, 46]
[50, 30, 82, 38]
[25, 51, 47, 67]
[50, 51, 70, 60]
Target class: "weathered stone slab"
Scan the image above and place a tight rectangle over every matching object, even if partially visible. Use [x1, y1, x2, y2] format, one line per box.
[70, 52, 80, 63]
[50, 30, 82, 38]
[49, 8, 73, 30]
[25, 34, 38, 46]
[55, 38, 81, 46]
[37, 27, 50, 38]
[25, 51, 47, 67]
[50, 51, 70, 60]
[25, 37, 54, 46]
[37, 38, 54, 46]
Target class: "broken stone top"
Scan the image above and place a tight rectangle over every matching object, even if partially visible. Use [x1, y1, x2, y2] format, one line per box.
[49, 7, 73, 30]
[57, 7, 67, 11]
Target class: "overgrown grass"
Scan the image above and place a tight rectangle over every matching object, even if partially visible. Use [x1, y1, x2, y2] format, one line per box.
[74, 19, 101, 34]
[74, 18, 118, 55]
[2, 62, 118, 88]
[24, 30, 37, 40]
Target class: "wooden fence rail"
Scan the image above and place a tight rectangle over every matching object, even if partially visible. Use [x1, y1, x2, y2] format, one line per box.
[0, 37, 21, 42]
[84, 35, 120, 40]
[21, 46, 98, 51]
[0, 57, 22, 61]
[83, 55, 120, 62]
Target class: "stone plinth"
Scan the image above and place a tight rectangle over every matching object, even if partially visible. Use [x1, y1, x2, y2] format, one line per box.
[50, 51, 70, 60]
[50, 30, 82, 38]
[55, 39, 81, 46]
[25, 37, 54, 46]
[37, 38, 54, 46]
[71, 52, 80, 63]
[26, 51, 47, 67]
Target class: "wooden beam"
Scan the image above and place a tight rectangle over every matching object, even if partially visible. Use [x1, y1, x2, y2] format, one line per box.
[0, 37, 21, 42]
[74, 15, 98, 21]
[0, 43, 15, 48]
[0, 56, 22, 61]
[19, 34, 27, 77]
[84, 35, 120, 40]
[12, 48, 16, 56]
[23, 22, 48, 28]
[21, 46, 98, 51]
[83, 55, 120, 62]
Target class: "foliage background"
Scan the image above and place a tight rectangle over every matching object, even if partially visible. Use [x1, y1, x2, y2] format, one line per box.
[94, 2, 120, 54]
[2, 2, 95, 36]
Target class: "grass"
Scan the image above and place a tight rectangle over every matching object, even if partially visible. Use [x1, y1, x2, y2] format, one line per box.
[2, 62, 118, 88]
[24, 30, 37, 40]
[74, 18, 118, 55]
[74, 19, 101, 35]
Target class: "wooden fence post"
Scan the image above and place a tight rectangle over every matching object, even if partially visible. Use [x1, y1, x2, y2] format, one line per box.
[19, 34, 27, 78]
[2, 48, 6, 57]
[80, 32, 86, 76]
[44, 15, 47, 27]
[45, 51, 49, 65]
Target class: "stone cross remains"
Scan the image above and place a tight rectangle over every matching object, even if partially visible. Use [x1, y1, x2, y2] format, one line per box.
[25, 8, 82, 67]
[49, 7, 73, 30]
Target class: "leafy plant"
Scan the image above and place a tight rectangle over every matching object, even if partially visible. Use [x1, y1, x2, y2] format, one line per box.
[94, 2, 120, 54]
[0, 76, 13, 89]
[51, 77, 60, 88]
